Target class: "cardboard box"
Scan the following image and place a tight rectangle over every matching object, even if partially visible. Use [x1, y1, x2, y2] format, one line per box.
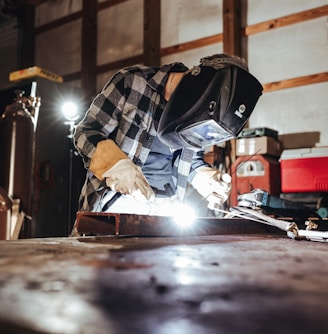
[278, 132, 320, 149]
[9, 66, 63, 83]
[280, 147, 328, 193]
[236, 136, 281, 157]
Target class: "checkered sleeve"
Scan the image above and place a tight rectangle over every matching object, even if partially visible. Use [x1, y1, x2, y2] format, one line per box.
[73, 70, 127, 166]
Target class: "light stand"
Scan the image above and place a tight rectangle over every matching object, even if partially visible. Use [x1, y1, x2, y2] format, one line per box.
[62, 102, 79, 235]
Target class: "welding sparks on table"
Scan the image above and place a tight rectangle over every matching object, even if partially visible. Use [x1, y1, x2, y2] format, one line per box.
[71, 54, 263, 233]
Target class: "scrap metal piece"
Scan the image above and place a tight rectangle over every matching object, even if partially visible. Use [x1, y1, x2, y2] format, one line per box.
[229, 206, 299, 238]
[298, 229, 328, 243]
[227, 206, 328, 243]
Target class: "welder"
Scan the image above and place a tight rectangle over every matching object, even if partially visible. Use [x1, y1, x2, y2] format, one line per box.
[73, 53, 263, 219]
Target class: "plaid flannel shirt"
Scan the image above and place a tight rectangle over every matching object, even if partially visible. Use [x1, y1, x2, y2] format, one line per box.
[74, 63, 209, 212]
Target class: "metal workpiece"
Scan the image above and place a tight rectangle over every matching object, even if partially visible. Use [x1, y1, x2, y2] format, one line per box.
[74, 211, 284, 237]
[75, 204, 328, 242]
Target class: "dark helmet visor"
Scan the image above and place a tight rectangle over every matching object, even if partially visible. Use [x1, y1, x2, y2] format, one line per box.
[158, 62, 263, 150]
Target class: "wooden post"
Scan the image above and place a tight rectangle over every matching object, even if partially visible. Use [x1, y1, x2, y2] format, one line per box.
[143, 0, 161, 66]
[81, 0, 97, 99]
[223, 0, 242, 56]
[222, 0, 243, 180]
[17, 4, 35, 68]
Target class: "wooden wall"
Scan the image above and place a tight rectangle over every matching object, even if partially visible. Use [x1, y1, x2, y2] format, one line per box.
[26, 0, 328, 145]
[0, 0, 327, 236]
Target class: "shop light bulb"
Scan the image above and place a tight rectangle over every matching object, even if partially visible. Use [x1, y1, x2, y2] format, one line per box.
[61, 101, 79, 121]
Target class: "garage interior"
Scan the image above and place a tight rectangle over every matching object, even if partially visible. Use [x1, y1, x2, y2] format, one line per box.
[0, 0, 328, 333]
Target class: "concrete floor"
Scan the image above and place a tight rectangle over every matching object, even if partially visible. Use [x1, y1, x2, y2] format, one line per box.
[0, 232, 328, 333]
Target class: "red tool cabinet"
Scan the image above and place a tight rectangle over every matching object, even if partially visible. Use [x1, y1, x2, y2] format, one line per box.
[230, 155, 281, 206]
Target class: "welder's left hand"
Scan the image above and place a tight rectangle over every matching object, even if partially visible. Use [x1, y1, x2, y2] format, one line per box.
[191, 166, 232, 209]
[90, 139, 154, 201]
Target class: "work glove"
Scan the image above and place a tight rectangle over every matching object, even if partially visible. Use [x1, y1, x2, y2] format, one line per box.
[90, 140, 154, 201]
[191, 166, 232, 209]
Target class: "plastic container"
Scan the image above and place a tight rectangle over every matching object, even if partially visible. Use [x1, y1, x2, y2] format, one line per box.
[280, 147, 328, 193]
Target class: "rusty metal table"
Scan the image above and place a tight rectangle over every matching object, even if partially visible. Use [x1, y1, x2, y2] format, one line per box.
[0, 230, 328, 333]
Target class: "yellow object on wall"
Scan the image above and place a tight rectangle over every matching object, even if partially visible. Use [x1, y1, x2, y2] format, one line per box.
[9, 66, 63, 83]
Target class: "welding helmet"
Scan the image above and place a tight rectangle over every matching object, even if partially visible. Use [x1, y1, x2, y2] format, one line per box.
[157, 54, 263, 149]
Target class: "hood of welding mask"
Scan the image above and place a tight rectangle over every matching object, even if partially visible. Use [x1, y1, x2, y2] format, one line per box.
[157, 63, 263, 150]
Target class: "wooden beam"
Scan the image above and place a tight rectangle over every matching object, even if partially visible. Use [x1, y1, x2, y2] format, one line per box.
[244, 4, 328, 36]
[223, 0, 242, 56]
[98, 0, 130, 11]
[35, 12, 81, 35]
[143, 0, 161, 66]
[81, 0, 97, 98]
[22, 0, 49, 5]
[263, 72, 328, 92]
[65, 66, 328, 94]
[161, 4, 328, 58]
[96, 54, 144, 74]
[60, 2, 328, 94]
[35, 0, 129, 35]
[161, 34, 223, 57]
[63, 54, 144, 82]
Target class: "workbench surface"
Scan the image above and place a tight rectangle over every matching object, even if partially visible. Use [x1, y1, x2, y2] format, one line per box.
[0, 235, 327, 333]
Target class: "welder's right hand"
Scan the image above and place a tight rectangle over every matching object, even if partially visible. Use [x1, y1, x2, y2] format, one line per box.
[90, 139, 154, 201]
[191, 166, 232, 209]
